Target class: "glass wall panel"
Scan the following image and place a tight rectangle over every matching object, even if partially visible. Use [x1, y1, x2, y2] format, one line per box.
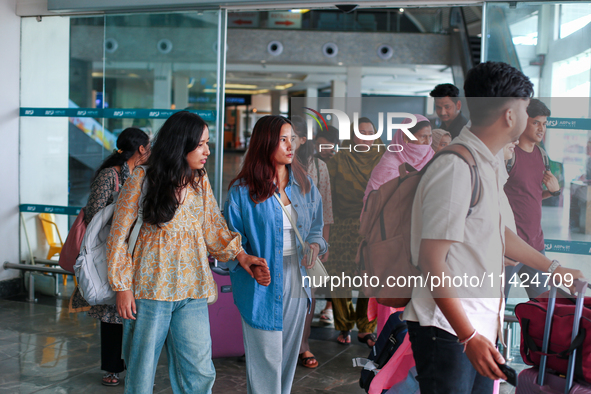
[68, 16, 107, 209]
[20, 16, 73, 261]
[484, 3, 591, 292]
[20, 11, 222, 262]
[559, 3, 591, 39]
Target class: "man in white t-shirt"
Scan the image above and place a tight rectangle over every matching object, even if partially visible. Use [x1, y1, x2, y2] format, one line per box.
[403, 61, 584, 394]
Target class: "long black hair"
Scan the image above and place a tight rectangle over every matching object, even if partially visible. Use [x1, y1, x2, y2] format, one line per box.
[142, 111, 208, 226]
[292, 115, 315, 168]
[93, 127, 149, 181]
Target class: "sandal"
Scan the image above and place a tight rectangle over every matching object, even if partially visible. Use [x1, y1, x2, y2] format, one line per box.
[102, 372, 120, 386]
[299, 352, 319, 369]
[319, 308, 334, 324]
[358, 333, 378, 348]
[337, 330, 351, 345]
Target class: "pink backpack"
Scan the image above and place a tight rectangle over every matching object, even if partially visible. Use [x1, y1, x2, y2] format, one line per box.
[59, 170, 119, 273]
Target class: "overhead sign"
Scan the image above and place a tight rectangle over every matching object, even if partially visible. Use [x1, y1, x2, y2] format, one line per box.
[228, 12, 259, 28]
[546, 117, 591, 130]
[545, 239, 591, 255]
[268, 11, 302, 29]
[20, 108, 216, 122]
[20, 204, 82, 216]
[226, 94, 252, 106]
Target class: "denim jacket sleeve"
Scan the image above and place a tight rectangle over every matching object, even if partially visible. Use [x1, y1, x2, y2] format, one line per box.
[223, 186, 248, 272]
[194, 175, 243, 263]
[305, 182, 328, 255]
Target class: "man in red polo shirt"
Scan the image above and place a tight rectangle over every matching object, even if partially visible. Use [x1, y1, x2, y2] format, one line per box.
[503, 98, 561, 298]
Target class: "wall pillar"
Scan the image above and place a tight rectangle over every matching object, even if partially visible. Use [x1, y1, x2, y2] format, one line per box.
[153, 62, 172, 130]
[537, 4, 555, 97]
[271, 91, 281, 115]
[19, 16, 70, 264]
[174, 75, 189, 110]
[346, 67, 363, 116]
[0, 0, 22, 292]
[305, 86, 318, 113]
[331, 79, 346, 123]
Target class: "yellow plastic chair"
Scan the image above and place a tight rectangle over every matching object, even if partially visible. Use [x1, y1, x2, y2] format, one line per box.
[38, 213, 70, 286]
[39, 213, 63, 259]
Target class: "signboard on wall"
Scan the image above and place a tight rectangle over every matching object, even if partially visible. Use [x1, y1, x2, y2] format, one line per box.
[546, 117, 591, 130]
[228, 12, 259, 28]
[268, 11, 302, 29]
[226, 94, 252, 106]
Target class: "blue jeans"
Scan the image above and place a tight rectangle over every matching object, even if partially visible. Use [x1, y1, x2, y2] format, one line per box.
[122, 298, 215, 394]
[407, 322, 494, 394]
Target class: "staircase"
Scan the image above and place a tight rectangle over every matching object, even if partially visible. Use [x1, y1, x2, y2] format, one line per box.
[469, 36, 481, 66]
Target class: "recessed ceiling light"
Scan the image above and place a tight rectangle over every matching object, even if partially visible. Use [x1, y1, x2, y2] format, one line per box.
[274, 83, 294, 90]
[213, 83, 259, 89]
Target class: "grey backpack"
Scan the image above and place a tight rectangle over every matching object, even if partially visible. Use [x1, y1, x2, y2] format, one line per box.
[74, 168, 146, 306]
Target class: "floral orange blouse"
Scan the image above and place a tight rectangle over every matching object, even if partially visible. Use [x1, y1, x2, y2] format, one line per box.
[107, 167, 243, 301]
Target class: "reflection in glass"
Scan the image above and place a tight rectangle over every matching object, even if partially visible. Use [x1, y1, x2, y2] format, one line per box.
[67, 12, 220, 209]
[559, 3, 591, 39]
[228, 9, 446, 33]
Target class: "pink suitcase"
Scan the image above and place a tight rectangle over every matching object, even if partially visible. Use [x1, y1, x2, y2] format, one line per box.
[516, 280, 591, 394]
[208, 262, 245, 358]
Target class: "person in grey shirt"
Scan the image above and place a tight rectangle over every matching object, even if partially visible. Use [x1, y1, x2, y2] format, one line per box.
[430, 83, 469, 139]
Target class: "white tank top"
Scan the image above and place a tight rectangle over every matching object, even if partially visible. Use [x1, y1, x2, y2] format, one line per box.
[282, 204, 297, 256]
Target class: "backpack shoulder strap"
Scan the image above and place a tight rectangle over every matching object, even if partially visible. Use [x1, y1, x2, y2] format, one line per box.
[425, 144, 482, 213]
[112, 167, 120, 192]
[506, 151, 516, 174]
[537, 145, 550, 171]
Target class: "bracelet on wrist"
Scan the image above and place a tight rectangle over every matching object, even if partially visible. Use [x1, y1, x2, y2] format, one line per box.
[458, 329, 477, 344]
[458, 329, 478, 352]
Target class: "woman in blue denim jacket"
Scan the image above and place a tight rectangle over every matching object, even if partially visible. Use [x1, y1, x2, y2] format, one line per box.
[224, 115, 328, 394]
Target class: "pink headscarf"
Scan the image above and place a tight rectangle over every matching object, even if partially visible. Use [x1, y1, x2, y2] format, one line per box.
[363, 114, 434, 204]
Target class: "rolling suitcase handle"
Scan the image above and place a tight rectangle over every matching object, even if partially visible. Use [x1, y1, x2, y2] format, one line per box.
[537, 279, 588, 393]
[211, 266, 230, 276]
[209, 257, 232, 277]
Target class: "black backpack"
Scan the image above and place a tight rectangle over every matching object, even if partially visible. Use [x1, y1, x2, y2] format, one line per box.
[353, 312, 409, 392]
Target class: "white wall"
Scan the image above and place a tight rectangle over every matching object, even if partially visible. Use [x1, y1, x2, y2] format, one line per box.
[0, 0, 21, 281]
[19, 16, 70, 261]
[251, 94, 271, 112]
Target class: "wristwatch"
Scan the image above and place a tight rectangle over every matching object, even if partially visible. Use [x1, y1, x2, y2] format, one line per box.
[548, 260, 561, 275]
[550, 190, 561, 197]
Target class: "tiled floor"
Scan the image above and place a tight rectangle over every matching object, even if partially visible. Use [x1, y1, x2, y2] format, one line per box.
[0, 286, 525, 394]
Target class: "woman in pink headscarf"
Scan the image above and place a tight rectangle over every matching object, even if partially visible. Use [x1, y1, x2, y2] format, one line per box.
[363, 114, 435, 336]
[364, 114, 434, 205]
